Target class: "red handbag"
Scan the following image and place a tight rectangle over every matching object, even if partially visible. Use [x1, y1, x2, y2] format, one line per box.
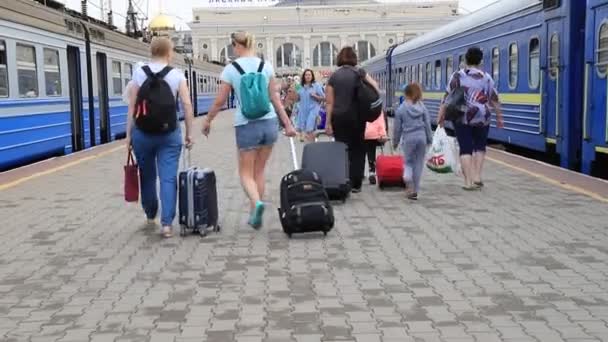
[124, 148, 139, 202]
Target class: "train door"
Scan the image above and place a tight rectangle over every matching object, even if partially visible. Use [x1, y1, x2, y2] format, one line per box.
[582, 2, 608, 174]
[96, 52, 110, 143]
[192, 71, 198, 115]
[67, 46, 84, 152]
[544, 20, 564, 147]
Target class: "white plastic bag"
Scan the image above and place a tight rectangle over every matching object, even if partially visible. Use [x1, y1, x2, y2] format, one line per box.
[447, 136, 462, 176]
[426, 127, 456, 173]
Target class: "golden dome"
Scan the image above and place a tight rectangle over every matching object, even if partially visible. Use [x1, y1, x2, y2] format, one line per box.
[149, 14, 174, 31]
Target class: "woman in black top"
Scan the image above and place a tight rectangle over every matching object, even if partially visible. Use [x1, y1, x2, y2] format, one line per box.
[325, 47, 380, 193]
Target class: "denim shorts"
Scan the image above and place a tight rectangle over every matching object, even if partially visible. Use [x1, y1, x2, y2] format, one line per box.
[235, 118, 279, 151]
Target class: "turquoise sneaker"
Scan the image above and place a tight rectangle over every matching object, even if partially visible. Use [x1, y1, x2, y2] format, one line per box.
[247, 201, 265, 230]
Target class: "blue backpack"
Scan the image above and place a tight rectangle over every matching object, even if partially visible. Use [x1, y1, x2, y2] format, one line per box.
[232, 61, 271, 119]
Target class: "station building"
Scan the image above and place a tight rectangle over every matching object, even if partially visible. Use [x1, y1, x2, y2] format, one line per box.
[189, 0, 460, 77]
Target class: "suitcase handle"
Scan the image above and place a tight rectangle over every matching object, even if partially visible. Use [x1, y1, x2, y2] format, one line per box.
[289, 137, 299, 170]
[181, 148, 192, 170]
[380, 116, 398, 156]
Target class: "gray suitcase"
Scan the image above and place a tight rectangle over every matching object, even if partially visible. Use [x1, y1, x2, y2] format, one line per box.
[302, 139, 351, 202]
[178, 151, 220, 236]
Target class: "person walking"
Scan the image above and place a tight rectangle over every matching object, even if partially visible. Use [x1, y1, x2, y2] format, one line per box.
[325, 46, 380, 193]
[364, 110, 387, 185]
[295, 69, 324, 142]
[201, 31, 296, 229]
[437, 46, 504, 190]
[393, 83, 432, 200]
[125, 37, 194, 238]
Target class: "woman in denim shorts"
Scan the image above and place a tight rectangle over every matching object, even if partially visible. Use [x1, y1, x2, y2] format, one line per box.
[202, 31, 296, 229]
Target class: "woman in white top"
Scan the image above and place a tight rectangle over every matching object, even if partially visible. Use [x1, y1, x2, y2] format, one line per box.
[201, 31, 296, 230]
[126, 37, 194, 238]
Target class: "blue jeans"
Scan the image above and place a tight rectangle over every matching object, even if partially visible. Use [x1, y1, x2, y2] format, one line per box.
[131, 128, 182, 226]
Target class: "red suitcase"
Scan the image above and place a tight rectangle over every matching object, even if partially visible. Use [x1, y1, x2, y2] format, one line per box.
[376, 147, 405, 189]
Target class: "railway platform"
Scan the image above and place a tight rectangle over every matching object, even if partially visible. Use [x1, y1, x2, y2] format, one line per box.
[1, 111, 608, 342]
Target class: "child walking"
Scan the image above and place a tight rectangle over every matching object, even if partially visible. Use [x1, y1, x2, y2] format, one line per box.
[364, 110, 387, 185]
[392, 83, 432, 200]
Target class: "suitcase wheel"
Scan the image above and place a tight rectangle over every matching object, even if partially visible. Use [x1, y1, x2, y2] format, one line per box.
[323, 231, 328, 236]
[378, 182, 385, 190]
[214, 224, 221, 232]
[287, 232, 292, 238]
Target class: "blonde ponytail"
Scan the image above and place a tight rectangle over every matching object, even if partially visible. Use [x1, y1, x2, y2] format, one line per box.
[231, 31, 254, 50]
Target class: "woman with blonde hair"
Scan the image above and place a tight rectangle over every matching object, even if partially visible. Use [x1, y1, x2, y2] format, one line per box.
[126, 37, 194, 238]
[202, 31, 296, 229]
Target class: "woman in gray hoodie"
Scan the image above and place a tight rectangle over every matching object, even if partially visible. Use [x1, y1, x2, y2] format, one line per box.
[392, 83, 433, 200]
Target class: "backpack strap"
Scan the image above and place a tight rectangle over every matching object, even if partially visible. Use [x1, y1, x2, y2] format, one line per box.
[257, 61, 265, 73]
[232, 61, 245, 75]
[142, 66, 154, 78]
[156, 66, 173, 78]
[142, 65, 173, 79]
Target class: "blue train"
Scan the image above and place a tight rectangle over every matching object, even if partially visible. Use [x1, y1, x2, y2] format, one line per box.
[363, 0, 608, 176]
[0, 0, 225, 170]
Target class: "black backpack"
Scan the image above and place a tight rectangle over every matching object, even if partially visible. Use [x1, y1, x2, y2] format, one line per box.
[134, 66, 177, 134]
[354, 68, 383, 123]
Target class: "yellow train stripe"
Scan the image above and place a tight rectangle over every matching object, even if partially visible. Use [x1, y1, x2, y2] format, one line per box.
[546, 138, 557, 144]
[0, 145, 125, 191]
[487, 155, 608, 204]
[393, 92, 541, 106]
[596, 146, 608, 154]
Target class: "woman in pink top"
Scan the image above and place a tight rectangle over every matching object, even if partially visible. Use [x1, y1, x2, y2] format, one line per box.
[364, 110, 387, 184]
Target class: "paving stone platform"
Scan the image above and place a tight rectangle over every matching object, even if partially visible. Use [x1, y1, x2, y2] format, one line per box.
[1, 111, 607, 342]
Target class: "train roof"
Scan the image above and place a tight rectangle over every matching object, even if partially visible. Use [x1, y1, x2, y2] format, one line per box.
[0, 0, 221, 72]
[391, 0, 540, 56]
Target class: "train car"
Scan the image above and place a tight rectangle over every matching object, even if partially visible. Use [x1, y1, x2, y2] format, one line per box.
[363, 0, 587, 173]
[582, 0, 608, 175]
[365, 45, 400, 117]
[0, 0, 223, 170]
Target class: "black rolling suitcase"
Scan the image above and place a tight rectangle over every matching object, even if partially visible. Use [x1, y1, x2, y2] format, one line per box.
[278, 138, 334, 238]
[301, 138, 351, 202]
[178, 150, 221, 236]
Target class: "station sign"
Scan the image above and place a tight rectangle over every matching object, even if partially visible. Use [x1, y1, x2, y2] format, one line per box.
[207, 0, 280, 7]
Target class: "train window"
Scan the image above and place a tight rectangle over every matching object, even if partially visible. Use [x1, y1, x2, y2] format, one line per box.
[418, 63, 423, 84]
[446, 57, 453, 85]
[459, 55, 465, 68]
[112, 61, 122, 95]
[124, 63, 133, 87]
[199, 76, 204, 94]
[434, 60, 441, 89]
[491, 47, 499, 83]
[0, 41, 7, 97]
[529, 38, 540, 89]
[426, 62, 432, 88]
[405, 66, 409, 84]
[598, 23, 608, 77]
[43, 49, 61, 96]
[508, 43, 518, 89]
[17, 44, 38, 98]
[549, 34, 559, 79]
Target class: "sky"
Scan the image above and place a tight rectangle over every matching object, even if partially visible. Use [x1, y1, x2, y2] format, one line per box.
[60, 0, 498, 31]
